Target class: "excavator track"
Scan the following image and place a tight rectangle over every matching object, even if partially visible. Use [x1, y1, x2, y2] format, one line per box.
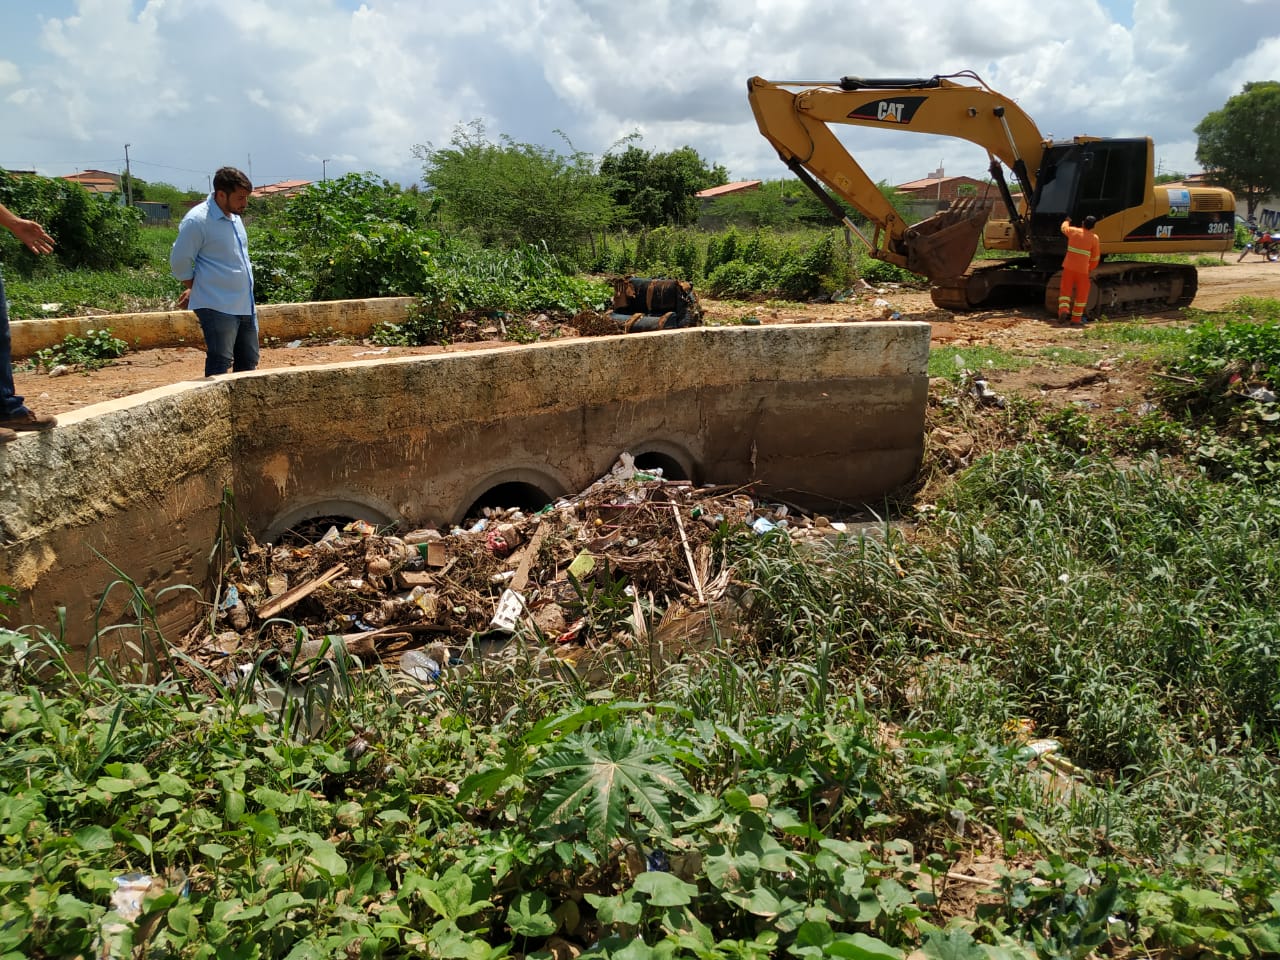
[930, 259, 1200, 317]
[929, 259, 1051, 311]
[1047, 261, 1199, 319]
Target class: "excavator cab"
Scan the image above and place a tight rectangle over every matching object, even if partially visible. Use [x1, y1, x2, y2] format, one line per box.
[1029, 139, 1148, 260]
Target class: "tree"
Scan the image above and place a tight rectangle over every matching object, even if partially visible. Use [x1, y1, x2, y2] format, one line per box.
[701, 179, 832, 229]
[413, 121, 615, 256]
[139, 180, 203, 209]
[1195, 81, 1280, 219]
[248, 172, 437, 301]
[0, 170, 144, 273]
[600, 141, 727, 228]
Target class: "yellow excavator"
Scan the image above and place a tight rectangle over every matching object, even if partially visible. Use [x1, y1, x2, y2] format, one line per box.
[747, 72, 1236, 317]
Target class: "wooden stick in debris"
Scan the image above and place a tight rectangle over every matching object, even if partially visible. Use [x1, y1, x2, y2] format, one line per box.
[509, 524, 548, 593]
[257, 564, 347, 620]
[671, 505, 704, 604]
[945, 872, 995, 886]
[296, 628, 409, 661]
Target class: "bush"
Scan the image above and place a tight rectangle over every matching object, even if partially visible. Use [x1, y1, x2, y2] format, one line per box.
[706, 260, 769, 298]
[0, 171, 147, 274]
[32, 328, 128, 371]
[312, 222, 435, 300]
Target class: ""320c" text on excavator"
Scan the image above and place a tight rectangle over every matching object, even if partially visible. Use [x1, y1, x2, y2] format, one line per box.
[747, 72, 1236, 318]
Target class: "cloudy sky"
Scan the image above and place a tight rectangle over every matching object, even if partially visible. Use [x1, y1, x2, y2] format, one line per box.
[1, 0, 1276, 196]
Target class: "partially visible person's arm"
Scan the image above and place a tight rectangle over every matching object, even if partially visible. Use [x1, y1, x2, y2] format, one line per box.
[0, 202, 55, 255]
[170, 216, 201, 309]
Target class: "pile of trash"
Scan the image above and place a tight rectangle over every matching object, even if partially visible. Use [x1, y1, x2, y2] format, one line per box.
[180, 454, 868, 689]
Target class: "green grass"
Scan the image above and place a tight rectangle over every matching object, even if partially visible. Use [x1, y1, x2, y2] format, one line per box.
[4, 225, 182, 319]
[929, 344, 1033, 379]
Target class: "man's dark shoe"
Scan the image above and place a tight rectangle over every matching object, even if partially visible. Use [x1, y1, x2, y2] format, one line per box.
[0, 427, 16, 444]
[0, 409, 57, 432]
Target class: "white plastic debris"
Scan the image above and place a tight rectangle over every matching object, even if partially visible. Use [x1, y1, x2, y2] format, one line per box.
[489, 588, 526, 633]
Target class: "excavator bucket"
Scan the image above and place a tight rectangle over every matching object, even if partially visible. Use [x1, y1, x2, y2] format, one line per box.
[902, 197, 992, 281]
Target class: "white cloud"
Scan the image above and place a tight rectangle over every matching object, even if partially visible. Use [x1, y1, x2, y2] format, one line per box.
[0, 0, 1275, 190]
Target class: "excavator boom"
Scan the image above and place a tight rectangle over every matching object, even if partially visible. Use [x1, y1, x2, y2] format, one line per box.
[747, 73, 1043, 281]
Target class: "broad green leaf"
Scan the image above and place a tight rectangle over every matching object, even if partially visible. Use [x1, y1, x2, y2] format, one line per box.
[252, 787, 292, 811]
[1177, 887, 1239, 916]
[529, 725, 692, 847]
[307, 837, 348, 877]
[876, 877, 916, 916]
[52, 893, 95, 923]
[0, 868, 34, 883]
[199, 842, 232, 861]
[507, 891, 558, 937]
[1243, 922, 1280, 955]
[720, 884, 782, 917]
[825, 931, 902, 959]
[74, 824, 114, 851]
[584, 892, 644, 927]
[921, 926, 986, 960]
[791, 919, 836, 958]
[633, 871, 697, 907]
[224, 789, 246, 824]
[156, 772, 190, 796]
[612, 935, 676, 959]
[0, 796, 43, 836]
[96, 777, 136, 794]
[166, 901, 199, 940]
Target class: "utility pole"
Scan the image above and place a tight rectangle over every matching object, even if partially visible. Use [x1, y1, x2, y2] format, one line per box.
[323, 158, 331, 182]
[124, 143, 132, 206]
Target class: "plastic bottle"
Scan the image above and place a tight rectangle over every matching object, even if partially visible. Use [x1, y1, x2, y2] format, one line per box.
[400, 649, 441, 682]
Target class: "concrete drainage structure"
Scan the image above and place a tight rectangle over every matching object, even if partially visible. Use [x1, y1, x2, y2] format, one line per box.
[0, 321, 930, 657]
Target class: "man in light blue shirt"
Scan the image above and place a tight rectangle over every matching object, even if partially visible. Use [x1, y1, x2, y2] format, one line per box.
[170, 166, 258, 376]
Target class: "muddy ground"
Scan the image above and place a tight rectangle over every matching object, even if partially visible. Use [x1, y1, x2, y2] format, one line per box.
[18, 258, 1280, 420]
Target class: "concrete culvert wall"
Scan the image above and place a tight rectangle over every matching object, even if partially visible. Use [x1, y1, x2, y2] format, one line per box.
[0, 322, 930, 657]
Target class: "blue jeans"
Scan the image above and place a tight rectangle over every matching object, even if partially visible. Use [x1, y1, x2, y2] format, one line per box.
[0, 266, 28, 417]
[194, 308, 259, 376]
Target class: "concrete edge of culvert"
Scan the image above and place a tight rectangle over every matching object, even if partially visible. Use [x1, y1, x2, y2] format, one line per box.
[0, 321, 933, 658]
[9, 296, 417, 358]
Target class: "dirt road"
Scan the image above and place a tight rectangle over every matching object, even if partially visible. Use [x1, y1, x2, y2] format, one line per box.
[16, 259, 1280, 419]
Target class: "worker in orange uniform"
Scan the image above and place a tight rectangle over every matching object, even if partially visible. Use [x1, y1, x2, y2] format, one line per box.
[1058, 215, 1100, 325]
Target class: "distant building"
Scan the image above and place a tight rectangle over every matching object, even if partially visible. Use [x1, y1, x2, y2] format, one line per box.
[62, 170, 122, 195]
[251, 179, 312, 199]
[895, 167, 996, 204]
[895, 167, 1010, 221]
[134, 201, 171, 226]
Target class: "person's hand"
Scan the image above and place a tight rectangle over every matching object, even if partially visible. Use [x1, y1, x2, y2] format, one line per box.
[177, 288, 191, 309]
[11, 217, 54, 255]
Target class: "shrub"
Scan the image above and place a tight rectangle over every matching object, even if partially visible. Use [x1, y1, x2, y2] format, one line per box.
[706, 260, 769, 298]
[312, 222, 435, 300]
[32, 327, 128, 371]
[0, 171, 147, 274]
